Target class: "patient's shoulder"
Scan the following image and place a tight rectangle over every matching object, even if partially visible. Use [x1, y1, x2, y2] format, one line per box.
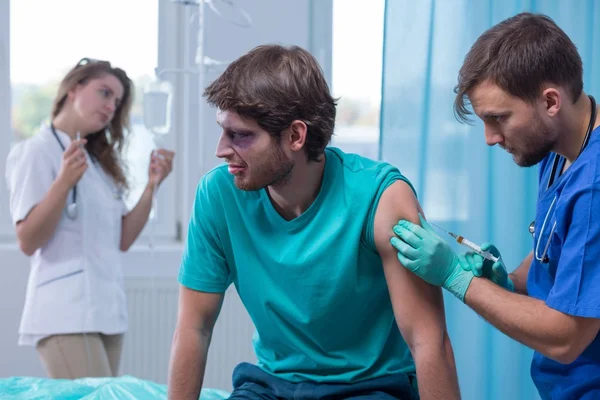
[373, 180, 422, 254]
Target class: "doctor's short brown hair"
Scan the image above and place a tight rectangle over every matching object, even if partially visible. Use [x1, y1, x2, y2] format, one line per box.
[454, 12, 583, 123]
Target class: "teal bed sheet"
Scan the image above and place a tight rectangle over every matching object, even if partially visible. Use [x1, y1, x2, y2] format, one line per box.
[0, 375, 230, 399]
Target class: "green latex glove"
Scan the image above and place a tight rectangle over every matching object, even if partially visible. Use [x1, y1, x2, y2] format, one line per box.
[457, 242, 514, 292]
[390, 214, 475, 302]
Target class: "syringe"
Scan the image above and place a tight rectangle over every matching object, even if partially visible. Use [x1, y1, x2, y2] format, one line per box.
[431, 223, 499, 263]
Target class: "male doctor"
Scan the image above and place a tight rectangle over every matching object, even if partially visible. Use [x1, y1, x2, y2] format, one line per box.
[391, 12, 600, 400]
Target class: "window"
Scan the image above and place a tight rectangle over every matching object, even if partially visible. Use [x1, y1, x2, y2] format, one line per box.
[330, 0, 385, 160]
[1, 1, 336, 245]
[10, 0, 159, 211]
[4, 0, 180, 244]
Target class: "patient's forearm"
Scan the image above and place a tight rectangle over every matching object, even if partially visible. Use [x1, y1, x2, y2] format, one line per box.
[167, 325, 211, 400]
[413, 333, 461, 400]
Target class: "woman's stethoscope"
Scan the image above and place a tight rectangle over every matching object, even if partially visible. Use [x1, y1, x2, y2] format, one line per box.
[51, 125, 125, 220]
[51, 124, 79, 219]
[528, 95, 597, 263]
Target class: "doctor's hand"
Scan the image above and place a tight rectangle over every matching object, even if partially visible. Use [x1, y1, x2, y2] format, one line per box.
[458, 242, 514, 292]
[148, 149, 175, 188]
[57, 139, 88, 189]
[390, 214, 475, 302]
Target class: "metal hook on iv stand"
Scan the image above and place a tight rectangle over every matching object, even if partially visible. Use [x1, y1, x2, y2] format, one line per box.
[152, 0, 253, 86]
[160, 0, 252, 79]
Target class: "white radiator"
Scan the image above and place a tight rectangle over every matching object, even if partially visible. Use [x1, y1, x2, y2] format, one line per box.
[121, 278, 256, 391]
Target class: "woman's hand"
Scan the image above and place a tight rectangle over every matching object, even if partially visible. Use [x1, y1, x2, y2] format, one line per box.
[56, 139, 88, 189]
[148, 149, 175, 188]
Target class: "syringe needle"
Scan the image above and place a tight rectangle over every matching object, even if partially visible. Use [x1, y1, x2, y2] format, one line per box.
[431, 222, 449, 234]
[431, 222, 499, 263]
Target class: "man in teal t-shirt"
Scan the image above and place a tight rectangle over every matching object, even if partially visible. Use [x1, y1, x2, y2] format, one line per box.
[168, 44, 461, 400]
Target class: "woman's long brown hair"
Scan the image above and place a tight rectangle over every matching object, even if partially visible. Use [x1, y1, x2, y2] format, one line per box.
[51, 58, 134, 190]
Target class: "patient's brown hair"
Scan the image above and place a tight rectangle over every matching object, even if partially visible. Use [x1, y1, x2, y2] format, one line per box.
[204, 44, 338, 161]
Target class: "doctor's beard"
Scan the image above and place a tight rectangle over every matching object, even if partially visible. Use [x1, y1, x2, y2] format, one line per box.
[512, 112, 556, 168]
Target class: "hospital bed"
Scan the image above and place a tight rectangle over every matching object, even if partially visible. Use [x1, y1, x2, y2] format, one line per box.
[0, 375, 230, 399]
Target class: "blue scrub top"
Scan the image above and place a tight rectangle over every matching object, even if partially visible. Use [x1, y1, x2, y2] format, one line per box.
[528, 125, 600, 399]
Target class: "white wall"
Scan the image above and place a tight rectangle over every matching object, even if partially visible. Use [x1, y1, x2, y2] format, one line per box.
[0, 0, 332, 392]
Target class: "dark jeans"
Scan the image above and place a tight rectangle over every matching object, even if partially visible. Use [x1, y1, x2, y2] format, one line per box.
[227, 362, 419, 400]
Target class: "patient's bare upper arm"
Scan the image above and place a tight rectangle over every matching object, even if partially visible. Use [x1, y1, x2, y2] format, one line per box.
[373, 180, 447, 349]
[177, 286, 225, 335]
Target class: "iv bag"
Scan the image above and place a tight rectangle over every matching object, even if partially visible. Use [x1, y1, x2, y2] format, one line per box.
[143, 79, 174, 136]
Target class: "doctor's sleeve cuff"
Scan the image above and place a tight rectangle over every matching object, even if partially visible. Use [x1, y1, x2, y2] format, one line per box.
[6, 142, 56, 225]
[546, 296, 600, 319]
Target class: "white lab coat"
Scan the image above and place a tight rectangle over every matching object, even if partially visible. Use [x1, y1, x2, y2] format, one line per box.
[5, 125, 129, 346]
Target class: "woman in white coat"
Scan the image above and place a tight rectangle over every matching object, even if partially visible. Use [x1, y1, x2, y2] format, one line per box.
[5, 58, 174, 379]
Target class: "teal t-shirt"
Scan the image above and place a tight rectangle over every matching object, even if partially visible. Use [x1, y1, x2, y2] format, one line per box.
[179, 147, 416, 383]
